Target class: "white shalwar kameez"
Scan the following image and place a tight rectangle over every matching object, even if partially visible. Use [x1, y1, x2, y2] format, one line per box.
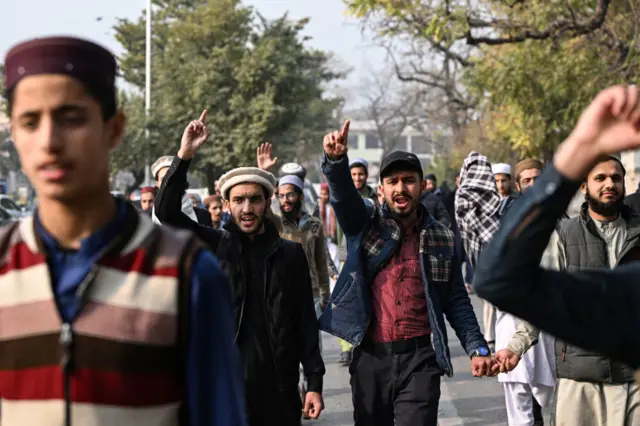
[496, 310, 556, 426]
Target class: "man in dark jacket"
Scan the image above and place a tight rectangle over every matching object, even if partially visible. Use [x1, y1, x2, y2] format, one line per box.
[624, 182, 640, 213]
[321, 120, 493, 426]
[419, 190, 452, 228]
[473, 85, 640, 393]
[154, 111, 325, 426]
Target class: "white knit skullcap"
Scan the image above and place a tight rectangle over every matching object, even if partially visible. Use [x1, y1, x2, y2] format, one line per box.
[278, 175, 304, 191]
[491, 163, 511, 176]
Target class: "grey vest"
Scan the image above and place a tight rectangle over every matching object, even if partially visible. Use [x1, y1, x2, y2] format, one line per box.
[555, 205, 640, 383]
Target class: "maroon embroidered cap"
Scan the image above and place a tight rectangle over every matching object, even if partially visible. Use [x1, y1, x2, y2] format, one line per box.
[3, 36, 117, 92]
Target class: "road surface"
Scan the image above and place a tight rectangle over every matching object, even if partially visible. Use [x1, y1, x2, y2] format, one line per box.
[308, 294, 552, 425]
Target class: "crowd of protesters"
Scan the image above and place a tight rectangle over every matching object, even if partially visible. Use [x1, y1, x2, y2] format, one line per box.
[5, 34, 640, 426]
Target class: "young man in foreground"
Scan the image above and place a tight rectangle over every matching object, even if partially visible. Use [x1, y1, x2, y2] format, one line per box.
[1, 36, 245, 426]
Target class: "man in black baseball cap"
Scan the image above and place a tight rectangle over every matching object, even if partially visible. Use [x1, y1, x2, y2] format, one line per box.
[379, 151, 424, 181]
[321, 122, 491, 426]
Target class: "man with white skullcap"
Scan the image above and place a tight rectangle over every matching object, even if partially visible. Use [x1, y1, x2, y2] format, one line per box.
[492, 163, 513, 199]
[154, 112, 326, 426]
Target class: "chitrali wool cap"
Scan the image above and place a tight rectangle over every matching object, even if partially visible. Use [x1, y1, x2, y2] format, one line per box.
[349, 157, 369, 170]
[278, 174, 304, 191]
[219, 167, 277, 201]
[491, 163, 512, 176]
[379, 151, 422, 179]
[514, 159, 543, 180]
[4, 36, 117, 93]
[151, 156, 174, 179]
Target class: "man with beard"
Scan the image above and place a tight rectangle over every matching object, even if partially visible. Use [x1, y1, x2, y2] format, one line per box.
[476, 151, 640, 424]
[273, 174, 331, 418]
[155, 111, 325, 426]
[321, 121, 493, 426]
[533, 155, 640, 425]
[276, 175, 331, 316]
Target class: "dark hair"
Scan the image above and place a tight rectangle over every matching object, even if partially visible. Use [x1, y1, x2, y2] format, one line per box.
[203, 194, 222, 207]
[5, 77, 117, 121]
[591, 156, 627, 178]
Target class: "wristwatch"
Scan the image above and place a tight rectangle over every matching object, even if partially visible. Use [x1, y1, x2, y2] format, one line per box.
[470, 347, 490, 358]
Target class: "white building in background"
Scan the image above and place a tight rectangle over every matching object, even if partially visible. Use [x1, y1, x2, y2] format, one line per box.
[345, 120, 436, 182]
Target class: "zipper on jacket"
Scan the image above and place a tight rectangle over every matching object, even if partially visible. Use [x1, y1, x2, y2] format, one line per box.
[561, 345, 566, 362]
[60, 322, 74, 426]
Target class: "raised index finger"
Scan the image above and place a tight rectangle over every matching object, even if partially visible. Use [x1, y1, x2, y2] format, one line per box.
[199, 109, 208, 122]
[341, 119, 350, 140]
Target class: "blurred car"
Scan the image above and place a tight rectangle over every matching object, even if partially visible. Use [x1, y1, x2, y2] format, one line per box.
[0, 205, 17, 226]
[0, 195, 28, 219]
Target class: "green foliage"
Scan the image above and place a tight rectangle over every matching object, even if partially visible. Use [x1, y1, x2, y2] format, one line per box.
[345, 0, 640, 161]
[112, 0, 344, 187]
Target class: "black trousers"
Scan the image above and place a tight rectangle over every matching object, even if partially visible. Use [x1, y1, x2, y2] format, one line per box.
[246, 386, 301, 426]
[350, 344, 441, 426]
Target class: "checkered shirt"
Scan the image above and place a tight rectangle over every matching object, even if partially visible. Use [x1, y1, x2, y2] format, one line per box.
[454, 152, 502, 269]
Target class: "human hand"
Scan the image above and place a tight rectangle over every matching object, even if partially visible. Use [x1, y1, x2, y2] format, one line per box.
[323, 120, 350, 161]
[555, 85, 640, 180]
[303, 391, 324, 419]
[178, 110, 209, 160]
[495, 349, 521, 373]
[257, 142, 278, 171]
[471, 356, 495, 377]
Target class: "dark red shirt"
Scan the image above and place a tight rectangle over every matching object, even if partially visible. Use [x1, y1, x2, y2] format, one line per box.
[369, 223, 431, 342]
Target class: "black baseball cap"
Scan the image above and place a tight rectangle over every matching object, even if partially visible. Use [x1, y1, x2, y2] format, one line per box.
[379, 151, 423, 181]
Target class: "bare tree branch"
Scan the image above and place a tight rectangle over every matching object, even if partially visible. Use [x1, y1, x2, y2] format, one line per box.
[466, 0, 611, 45]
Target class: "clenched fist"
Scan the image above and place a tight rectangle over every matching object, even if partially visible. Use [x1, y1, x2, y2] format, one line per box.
[323, 120, 350, 161]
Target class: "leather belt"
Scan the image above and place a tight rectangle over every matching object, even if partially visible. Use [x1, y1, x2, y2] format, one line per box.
[361, 335, 432, 355]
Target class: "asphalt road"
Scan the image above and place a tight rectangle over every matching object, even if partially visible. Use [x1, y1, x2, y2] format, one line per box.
[307, 294, 552, 426]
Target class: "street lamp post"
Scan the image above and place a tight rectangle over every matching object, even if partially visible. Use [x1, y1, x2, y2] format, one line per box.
[143, 0, 153, 186]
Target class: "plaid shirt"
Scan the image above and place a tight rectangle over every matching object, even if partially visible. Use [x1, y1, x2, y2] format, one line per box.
[455, 152, 502, 268]
[369, 222, 431, 342]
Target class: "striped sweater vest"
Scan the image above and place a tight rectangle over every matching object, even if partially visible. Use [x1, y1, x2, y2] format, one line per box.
[0, 211, 199, 426]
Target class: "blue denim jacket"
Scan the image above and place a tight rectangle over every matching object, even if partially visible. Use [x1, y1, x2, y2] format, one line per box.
[319, 154, 487, 376]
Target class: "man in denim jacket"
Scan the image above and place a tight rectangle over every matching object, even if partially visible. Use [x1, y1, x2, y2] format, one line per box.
[319, 120, 493, 426]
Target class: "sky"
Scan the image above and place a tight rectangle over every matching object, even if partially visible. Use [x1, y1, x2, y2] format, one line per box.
[0, 0, 388, 106]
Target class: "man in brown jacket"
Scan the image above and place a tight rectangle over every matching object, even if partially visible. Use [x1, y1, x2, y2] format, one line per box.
[277, 174, 332, 312]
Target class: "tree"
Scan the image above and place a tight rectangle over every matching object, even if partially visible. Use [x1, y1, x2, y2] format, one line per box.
[345, 0, 640, 160]
[356, 69, 428, 157]
[113, 0, 344, 189]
